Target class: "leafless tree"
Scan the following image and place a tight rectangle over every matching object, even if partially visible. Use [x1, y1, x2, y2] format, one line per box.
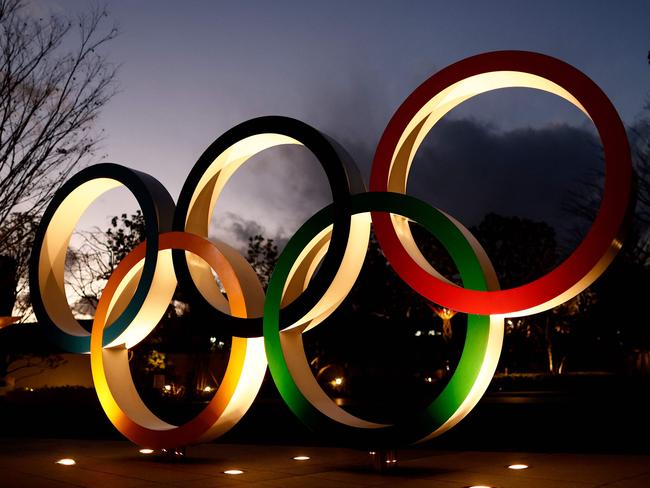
[563, 107, 650, 267]
[632, 114, 650, 227]
[65, 210, 145, 317]
[564, 49, 650, 260]
[0, 0, 118, 317]
[65, 231, 112, 317]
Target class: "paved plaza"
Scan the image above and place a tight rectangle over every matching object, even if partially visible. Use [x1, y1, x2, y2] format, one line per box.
[0, 438, 648, 487]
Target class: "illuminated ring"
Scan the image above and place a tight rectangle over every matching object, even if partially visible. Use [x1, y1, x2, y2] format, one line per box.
[370, 50, 633, 316]
[90, 232, 267, 449]
[29, 163, 175, 353]
[264, 192, 503, 447]
[173, 116, 366, 338]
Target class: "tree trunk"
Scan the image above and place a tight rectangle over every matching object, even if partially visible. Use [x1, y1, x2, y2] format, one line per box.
[0, 255, 17, 316]
[545, 317, 555, 374]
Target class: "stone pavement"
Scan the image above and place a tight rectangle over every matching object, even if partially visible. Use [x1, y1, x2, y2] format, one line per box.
[0, 438, 648, 487]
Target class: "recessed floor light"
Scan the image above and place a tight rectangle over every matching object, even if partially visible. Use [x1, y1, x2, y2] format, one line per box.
[293, 456, 310, 461]
[224, 469, 244, 475]
[139, 448, 154, 454]
[508, 464, 529, 470]
[56, 459, 76, 466]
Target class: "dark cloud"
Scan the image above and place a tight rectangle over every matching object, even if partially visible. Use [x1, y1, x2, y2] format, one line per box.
[407, 118, 602, 247]
[290, 64, 604, 253]
[248, 145, 333, 207]
[210, 112, 603, 256]
[298, 60, 441, 178]
[213, 212, 290, 253]
[209, 145, 332, 252]
[225, 212, 264, 243]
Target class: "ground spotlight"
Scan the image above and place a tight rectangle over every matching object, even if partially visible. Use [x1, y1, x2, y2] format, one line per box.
[56, 459, 76, 466]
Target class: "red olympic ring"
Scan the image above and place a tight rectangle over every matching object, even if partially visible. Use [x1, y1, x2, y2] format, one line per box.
[370, 50, 632, 316]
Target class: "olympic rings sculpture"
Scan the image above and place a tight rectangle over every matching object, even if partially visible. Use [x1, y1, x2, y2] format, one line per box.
[29, 51, 632, 449]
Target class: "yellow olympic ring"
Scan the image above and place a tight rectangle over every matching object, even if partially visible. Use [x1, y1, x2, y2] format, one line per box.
[90, 231, 267, 449]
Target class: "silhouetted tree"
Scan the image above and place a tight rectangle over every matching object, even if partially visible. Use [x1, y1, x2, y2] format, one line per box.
[470, 213, 588, 374]
[0, 0, 118, 318]
[562, 60, 650, 372]
[246, 234, 278, 290]
[471, 213, 558, 288]
[66, 210, 145, 314]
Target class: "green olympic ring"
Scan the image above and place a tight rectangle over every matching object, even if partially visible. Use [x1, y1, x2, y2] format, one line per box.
[264, 192, 503, 447]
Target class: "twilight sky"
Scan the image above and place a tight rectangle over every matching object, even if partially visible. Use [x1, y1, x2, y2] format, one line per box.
[35, 0, 650, 252]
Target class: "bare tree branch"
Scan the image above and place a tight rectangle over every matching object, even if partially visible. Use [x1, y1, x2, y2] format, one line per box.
[0, 0, 118, 317]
